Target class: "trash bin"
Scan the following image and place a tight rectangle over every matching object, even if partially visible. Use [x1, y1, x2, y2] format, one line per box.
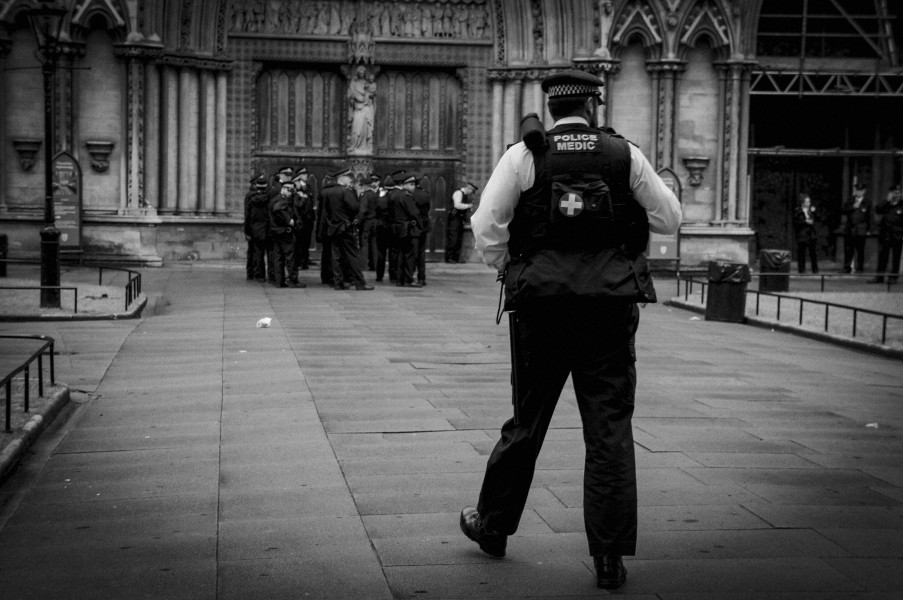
[758, 249, 791, 292]
[705, 260, 751, 323]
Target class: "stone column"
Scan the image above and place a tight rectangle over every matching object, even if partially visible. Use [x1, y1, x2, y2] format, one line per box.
[503, 78, 522, 149]
[532, 78, 544, 120]
[647, 60, 684, 170]
[490, 77, 504, 163]
[115, 46, 156, 214]
[55, 46, 79, 154]
[144, 63, 160, 211]
[200, 70, 216, 215]
[736, 62, 753, 224]
[178, 67, 199, 215]
[160, 66, 179, 214]
[572, 58, 621, 128]
[215, 71, 228, 214]
[0, 40, 8, 213]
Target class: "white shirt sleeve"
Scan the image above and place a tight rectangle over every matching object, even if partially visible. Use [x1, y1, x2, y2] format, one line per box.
[628, 144, 682, 235]
[471, 136, 683, 272]
[452, 190, 473, 210]
[470, 142, 535, 271]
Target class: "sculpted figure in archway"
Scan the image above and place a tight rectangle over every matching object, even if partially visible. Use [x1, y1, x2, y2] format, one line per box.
[348, 65, 376, 155]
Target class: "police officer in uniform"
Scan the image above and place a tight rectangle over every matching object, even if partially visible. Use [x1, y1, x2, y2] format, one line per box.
[870, 184, 903, 283]
[445, 182, 476, 263]
[413, 177, 433, 285]
[292, 167, 316, 272]
[267, 166, 295, 283]
[359, 173, 381, 270]
[461, 70, 681, 590]
[842, 183, 871, 273]
[320, 168, 374, 291]
[391, 172, 424, 287]
[244, 173, 271, 281]
[373, 175, 394, 282]
[270, 179, 300, 288]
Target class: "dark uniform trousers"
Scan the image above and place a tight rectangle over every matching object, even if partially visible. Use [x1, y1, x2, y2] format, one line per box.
[375, 223, 390, 281]
[271, 232, 295, 287]
[330, 229, 366, 287]
[477, 300, 640, 557]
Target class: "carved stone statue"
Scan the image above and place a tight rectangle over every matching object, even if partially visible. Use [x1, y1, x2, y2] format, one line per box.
[347, 65, 376, 155]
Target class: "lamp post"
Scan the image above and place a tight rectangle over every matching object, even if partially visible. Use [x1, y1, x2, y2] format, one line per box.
[28, 0, 68, 308]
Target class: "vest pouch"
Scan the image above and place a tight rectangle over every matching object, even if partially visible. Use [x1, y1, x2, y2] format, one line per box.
[503, 248, 657, 311]
[550, 175, 613, 223]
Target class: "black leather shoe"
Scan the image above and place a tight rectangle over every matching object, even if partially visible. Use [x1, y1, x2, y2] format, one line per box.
[289, 281, 307, 288]
[459, 507, 506, 558]
[354, 284, 374, 290]
[593, 555, 626, 589]
[334, 283, 350, 290]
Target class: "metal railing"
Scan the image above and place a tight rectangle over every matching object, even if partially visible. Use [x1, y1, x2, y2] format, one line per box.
[0, 259, 142, 313]
[758, 271, 896, 293]
[1, 335, 55, 432]
[676, 275, 903, 345]
[0, 286, 78, 312]
[98, 266, 142, 311]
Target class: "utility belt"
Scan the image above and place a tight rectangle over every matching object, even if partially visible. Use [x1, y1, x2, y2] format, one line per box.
[495, 247, 656, 323]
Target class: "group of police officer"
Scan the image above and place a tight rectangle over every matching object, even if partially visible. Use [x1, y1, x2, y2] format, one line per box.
[243, 165, 438, 290]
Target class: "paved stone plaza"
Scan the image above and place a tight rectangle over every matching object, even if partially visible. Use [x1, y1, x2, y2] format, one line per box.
[0, 262, 901, 599]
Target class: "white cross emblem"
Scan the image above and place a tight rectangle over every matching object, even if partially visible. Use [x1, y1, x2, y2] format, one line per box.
[559, 193, 584, 217]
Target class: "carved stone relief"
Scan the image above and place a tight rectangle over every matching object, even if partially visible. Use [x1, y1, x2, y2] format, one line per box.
[230, 0, 491, 40]
[344, 64, 377, 155]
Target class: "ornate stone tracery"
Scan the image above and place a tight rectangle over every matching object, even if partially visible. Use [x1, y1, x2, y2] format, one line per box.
[229, 0, 491, 41]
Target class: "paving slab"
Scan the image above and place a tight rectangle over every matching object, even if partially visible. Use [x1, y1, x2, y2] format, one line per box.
[0, 261, 901, 600]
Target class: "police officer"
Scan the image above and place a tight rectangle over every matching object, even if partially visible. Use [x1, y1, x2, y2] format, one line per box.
[391, 172, 423, 287]
[461, 69, 681, 590]
[413, 177, 433, 285]
[267, 166, 296, 283]
[842, 183, 871, 273]
[373, 175, 394, 282]
[292, 167, 316, 272]
[869, 184, 902, 284]
[445, 181, 476, 263]
[320, 168, 374, 290]
[384, 171, 408, 283]
[244, 173, 271, 281]
[792, 193, 819, 274]
[359, 173, 381, 270]
[270, 179, 300, 288]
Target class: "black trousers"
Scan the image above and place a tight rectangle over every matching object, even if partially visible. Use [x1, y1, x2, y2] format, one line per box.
[445, 214, 466, 262]
[796, 238, 818, 273]
[330, 231, 366, 287]
[320, 238, 333, 284]
[875, 236, 902, 280]
[295, 223, 313, 268]
[250, 239, 268, 279]
[843, 234, 867, 272]
[272, 233, 294, 287]
[395, 235, 417, 285]
[478, 300, 640, 557]
[246, 239, 254, 278]
[375, 225, 390, 281]
[414, 233, 428, 282]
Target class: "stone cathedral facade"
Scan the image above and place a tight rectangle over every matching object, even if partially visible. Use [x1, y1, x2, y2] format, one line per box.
[1, 0, 901, 268]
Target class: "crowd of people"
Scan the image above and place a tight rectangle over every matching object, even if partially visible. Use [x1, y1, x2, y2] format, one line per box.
[243, 164, 479, 289]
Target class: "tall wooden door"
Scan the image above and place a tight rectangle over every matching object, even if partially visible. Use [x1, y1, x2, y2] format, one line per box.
[373, 68, 462, 259]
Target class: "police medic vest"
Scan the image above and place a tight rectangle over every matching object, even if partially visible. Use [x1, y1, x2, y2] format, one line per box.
[503, 123, 656, 308]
